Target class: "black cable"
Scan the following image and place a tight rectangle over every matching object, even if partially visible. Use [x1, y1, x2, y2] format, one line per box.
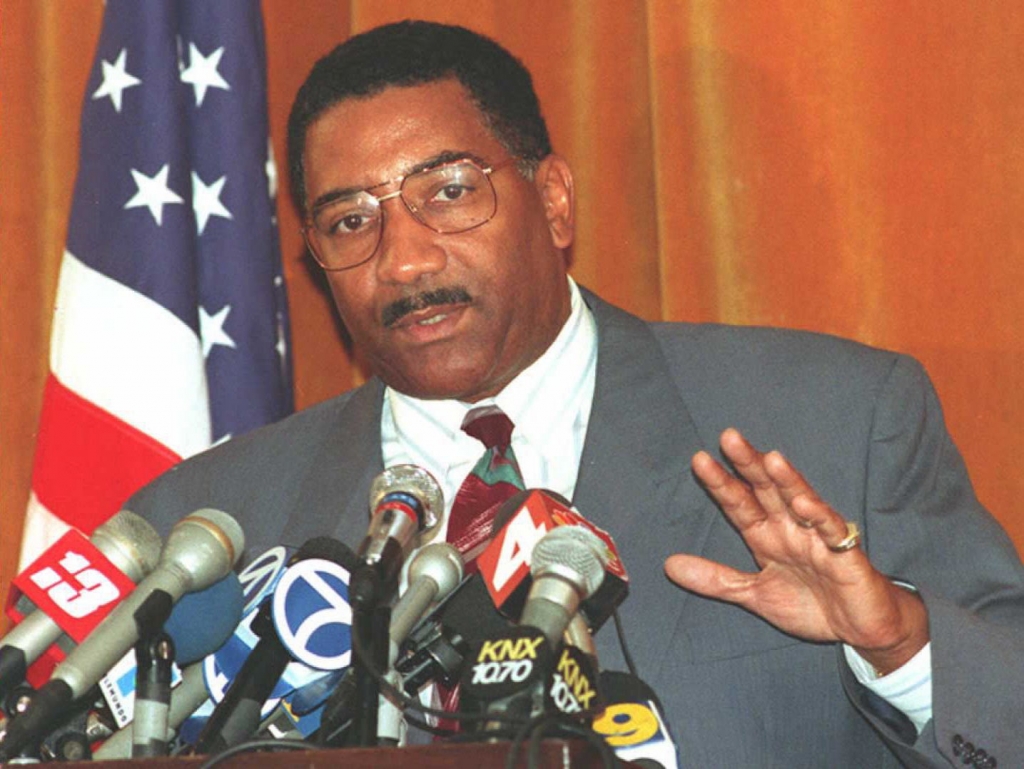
[513, 715, 617, 769]
[348, 610, 535, 730]
[196, 738, 310, 769]
[506, 712, 553, 769]
[612, 607, 638, 678]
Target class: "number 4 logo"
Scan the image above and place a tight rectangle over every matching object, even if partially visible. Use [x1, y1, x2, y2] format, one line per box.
[489, 510, 549, 595]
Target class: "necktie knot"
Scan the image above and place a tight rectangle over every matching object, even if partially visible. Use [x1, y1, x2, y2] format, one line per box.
[461, 405, 515, 449]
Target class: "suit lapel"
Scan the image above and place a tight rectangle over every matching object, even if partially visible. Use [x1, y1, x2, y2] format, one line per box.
[574, 291, 721, 676]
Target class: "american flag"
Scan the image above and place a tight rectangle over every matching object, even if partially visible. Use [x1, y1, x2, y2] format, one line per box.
[20, 0, 293, 566]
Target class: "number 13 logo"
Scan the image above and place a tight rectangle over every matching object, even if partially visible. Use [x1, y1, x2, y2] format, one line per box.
[29, 550, 121, 619]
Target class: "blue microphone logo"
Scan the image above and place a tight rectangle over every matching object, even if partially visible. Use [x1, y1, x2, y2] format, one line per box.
[271, 559, 353, 671]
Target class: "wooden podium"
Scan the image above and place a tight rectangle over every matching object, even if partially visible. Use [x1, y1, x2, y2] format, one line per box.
[80, 739, 616, 768]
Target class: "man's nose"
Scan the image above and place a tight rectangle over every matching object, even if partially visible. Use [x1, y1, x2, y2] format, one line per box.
[374, 195, 447, 284]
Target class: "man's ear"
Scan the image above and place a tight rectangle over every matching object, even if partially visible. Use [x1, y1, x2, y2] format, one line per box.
[535, 154, 574, 249]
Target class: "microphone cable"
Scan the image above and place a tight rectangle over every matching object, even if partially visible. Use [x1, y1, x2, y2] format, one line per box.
[611, 606, 639, 679]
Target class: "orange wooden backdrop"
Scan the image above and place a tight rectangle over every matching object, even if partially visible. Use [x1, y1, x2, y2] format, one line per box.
[3, 1, 1023, 606]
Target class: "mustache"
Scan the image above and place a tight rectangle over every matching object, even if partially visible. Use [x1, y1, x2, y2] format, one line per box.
[382, 286, 473, 327]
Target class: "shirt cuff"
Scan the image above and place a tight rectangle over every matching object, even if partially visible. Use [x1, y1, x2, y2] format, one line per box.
[843, 642, 933, 734]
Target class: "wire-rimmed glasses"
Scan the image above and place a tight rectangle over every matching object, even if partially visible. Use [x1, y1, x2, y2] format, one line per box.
[302, 156, 519, 271]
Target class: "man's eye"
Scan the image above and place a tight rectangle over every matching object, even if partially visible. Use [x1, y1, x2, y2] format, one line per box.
[335, 213, 366, 233]
[432, 183, 470, 203]
[321, 207, 376, 236]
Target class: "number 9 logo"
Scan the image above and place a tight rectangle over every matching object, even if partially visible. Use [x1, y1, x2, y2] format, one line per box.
[592, 702, 660, 747]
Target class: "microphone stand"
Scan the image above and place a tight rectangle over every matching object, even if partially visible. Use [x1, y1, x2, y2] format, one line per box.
[347, 598, 391, 748]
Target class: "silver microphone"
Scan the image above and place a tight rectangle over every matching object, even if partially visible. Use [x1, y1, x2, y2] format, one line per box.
[0, 511, 162, 698]
[520, 526, 607, 648]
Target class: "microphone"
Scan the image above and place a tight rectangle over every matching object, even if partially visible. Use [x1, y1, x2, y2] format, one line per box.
[477, 489, 628, 630]
[592, 671, 679, 769]
[163, 573, 245, 667]
[389, 543, 464, 647]
[0, 508, 244, 761]
[350, 465, 443, 609]
[0, 511, 163, 698]
[520, 526, 607, 648]
[545, 643, 602, 717]
[397, 495, 626, 725]
[394, 491, 568, 691]
[455, 526, 606, 734]
[96, 573, 244, 733]
[93, 661, 209, 760]
[394, 574, 510, 695]
[191, 537, 358, 755]
[315, 544, 464, 746]
[382, 543, 462, 744]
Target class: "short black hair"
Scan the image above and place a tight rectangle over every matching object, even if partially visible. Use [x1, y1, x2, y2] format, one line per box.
[286, 20, 552, 212]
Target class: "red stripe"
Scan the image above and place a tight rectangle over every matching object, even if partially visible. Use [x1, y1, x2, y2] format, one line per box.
[31, 374, 183, 534]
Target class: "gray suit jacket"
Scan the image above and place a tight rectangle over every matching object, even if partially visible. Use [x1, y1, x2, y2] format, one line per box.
[131, 290, 1024, 768]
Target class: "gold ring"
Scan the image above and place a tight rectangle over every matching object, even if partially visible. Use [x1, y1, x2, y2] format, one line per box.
[828, 521, 861, 553]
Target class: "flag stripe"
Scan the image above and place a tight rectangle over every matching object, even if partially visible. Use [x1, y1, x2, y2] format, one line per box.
[19, 494, 71, 571]
[32, 374, 181, 534]
[50, 251, 211, 458]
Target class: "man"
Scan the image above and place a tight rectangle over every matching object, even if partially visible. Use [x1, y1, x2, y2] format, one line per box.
[131, 20, 1024, 767]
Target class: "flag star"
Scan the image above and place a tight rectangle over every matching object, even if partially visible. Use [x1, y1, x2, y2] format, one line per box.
[192, 171, 232, 235]
[276, 311, 288, 364]
[92, 48, 141, 113]
[180, 43, 230, 106]
[199, 305, 237, 358]
[124, 164, 184, 225]
[265, 139, 278, 200]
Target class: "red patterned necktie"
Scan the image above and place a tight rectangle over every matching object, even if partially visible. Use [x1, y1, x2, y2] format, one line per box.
[438, 405, 525, 731]
[445, 405, 526, 566]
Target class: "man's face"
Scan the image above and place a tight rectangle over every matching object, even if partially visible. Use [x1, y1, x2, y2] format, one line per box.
[301, 79, 574, 401]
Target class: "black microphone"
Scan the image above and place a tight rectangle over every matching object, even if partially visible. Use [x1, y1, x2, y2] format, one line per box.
[0, 510, 163, 699]
[350, 465, 443, 609]
[0, 508, 244, 762]
[191, 537, 358, 755]
[593, 671, 679, 769]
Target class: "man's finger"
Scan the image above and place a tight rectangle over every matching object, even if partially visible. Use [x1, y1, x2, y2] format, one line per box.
[664, 553, 757, 605]
[719, 429, 793, 521]
[765, 453, 854, 545]
[692, 450, 768, 530]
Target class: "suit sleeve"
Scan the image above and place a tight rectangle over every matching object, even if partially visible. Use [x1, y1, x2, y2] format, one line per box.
[840, 354, 1024, 768]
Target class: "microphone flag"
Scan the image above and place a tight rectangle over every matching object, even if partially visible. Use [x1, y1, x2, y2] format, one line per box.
[11, 530, 135, 644]
[15, 0, 293, 577]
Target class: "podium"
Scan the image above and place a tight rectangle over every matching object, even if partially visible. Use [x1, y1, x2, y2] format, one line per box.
[80, 739, 618, 768]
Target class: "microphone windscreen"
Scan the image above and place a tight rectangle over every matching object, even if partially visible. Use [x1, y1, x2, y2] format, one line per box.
[165, 573, 244, 664]
[595, 671, 679, 769]
[292, 537, 360, 572]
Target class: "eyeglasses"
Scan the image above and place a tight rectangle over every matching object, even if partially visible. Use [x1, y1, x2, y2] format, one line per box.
[302, 156, 519, 271]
